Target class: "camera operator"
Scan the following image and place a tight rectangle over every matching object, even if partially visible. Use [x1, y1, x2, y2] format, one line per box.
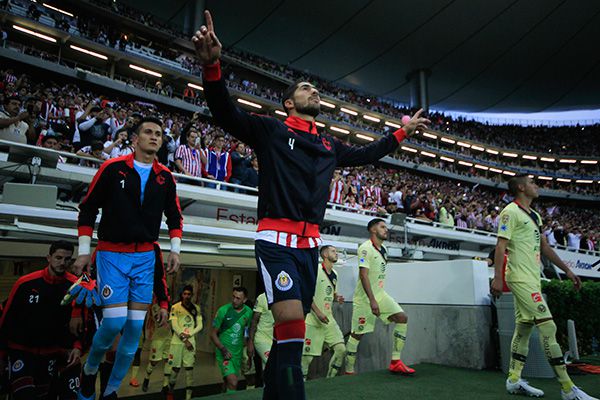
[77, 105, 110, 147]
[103, 127, 133, 159]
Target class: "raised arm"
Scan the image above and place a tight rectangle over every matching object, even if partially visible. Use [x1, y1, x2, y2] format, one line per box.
[335, 109, 430, 167]
[192, 11, 269, 148]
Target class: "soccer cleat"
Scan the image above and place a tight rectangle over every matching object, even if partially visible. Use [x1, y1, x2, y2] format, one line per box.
[561, 386, 599, 400]
[165, 392, 174, 400]
[506, 379, 544, 397]
[142, 378, 149, 392]
[79, 370, 97, 400]
[129, 377, 140, 387]
[389, 359, 415, 375]
[344, 371, 356, 375]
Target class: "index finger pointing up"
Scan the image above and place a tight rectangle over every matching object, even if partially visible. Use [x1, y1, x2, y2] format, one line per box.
[205, 10, 214, 32]
[413, 108, 424, 119]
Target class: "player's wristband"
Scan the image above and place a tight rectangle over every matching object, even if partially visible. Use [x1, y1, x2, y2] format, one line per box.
[78, 235, 91, 256]
[170, 237, 181, 254]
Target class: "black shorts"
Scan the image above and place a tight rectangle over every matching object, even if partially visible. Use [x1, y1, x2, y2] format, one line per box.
[255, 240, 319, 315]
[8, 349, 79, 399]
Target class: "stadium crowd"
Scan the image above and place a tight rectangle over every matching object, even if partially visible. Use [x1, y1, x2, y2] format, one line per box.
[3, 0, 600, 160]
[1, 67, 598, 252]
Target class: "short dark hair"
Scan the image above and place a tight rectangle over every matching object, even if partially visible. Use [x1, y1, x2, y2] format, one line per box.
[367, 218, 386, 231]
[281, 80, 305, 114]
[3, 95, 21, 105]
[41, 134, 59, 145]
[233, 286, 248, 297]
[134, 116, 163, 135]
[508, 174, 529, 196]
[182, 284, 194, 294]
[320, 245, 334, 258]
[91, 140, 104, 152]
[49, 240, 74, 255]
[115, 127, 129, 138]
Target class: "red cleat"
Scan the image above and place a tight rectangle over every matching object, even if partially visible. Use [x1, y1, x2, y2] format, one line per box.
[389, 359, 415, 375]
[129, 377, 140, 387]
[344, 371, 356, 375]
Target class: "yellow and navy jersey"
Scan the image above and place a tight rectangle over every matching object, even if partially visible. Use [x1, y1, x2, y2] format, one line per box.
[353, 239, 388, 304]
[169, 301, 202, 345]
[497, 202, 543, 284]
[253, 293, 274, 339]
[306, 265, 337, 326]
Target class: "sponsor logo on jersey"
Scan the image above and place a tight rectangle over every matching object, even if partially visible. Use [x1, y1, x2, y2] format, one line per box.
[500, 224, 508, 232]
[102, 285, 113, 299]
[305, 346, 311, 352]
[12, 359, 24, 372]
[531, 292, 542, 303]
[275, 271, 293, 291]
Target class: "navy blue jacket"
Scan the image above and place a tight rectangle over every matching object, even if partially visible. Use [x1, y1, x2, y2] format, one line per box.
[203, 62, 406, 237]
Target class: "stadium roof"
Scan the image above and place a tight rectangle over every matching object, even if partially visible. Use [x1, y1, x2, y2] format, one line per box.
[204, 0, 600, 114]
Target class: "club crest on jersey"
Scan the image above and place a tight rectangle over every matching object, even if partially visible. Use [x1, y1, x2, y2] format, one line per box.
[326, 286, 333, 295]
[102, 285, 113, 299]
[322, 137, 332, 151]
[358, 317, 366, 325]
[155, 175, 166, 185]
[12, 359, 24, 372]
[531, 292, 542, 303]
[275, 271, 293, 291]
[305, 338, 312, 345]
[538, 304, 547, 313]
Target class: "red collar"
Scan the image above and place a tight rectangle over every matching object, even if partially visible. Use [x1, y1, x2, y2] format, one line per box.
[124, 152, 164, 175]
[285, 116, 318, 135]
[42, 267, 67, 285]
[370, 238, 381, 251]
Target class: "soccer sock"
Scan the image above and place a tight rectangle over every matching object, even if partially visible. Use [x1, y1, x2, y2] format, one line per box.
[537, 320, 574, 392]
[345, 336, 360, 374]
[274, 320, 306, 400]
[391, 323, 408, 361]
[327, 343, 346, 378]
[185, 367, 194, 400]
[84, 307, 128, 375]
[145, 362, 154, 379]
[104, 309, 146, 396]
[131, 347, 141, 379]
[169, 368, 180, 389]
[262, 339, 278, 399]
[507, 322, 534, 383]
[301, 355, 313, 379]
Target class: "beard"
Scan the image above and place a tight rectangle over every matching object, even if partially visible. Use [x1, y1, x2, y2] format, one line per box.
[295, 102, 320, 118]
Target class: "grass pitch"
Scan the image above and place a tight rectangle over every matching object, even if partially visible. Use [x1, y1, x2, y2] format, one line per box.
[198, 363, 600, 400]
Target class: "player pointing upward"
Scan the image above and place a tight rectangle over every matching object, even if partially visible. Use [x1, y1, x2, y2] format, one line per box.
[193, 10, 429, 400]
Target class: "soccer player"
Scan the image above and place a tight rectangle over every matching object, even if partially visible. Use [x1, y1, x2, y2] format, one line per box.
[491, 175, 597, 400]
[345, 219, 415, 375]
[301, 245, 346, 379]
[74, 116, 183, 400]
[165, 285, 202, 400]
[248, 293, 275, 369]
[141, 301, 172, 393]
[0, 241, 82, 399]
[192, 11, 429, 399]
[210, 287, 253, 393]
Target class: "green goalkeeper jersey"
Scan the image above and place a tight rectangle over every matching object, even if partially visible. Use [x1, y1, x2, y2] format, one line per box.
[353, 239, 388, 305]
[213, 303, 253, 353]
[306, 264, 337, 326]
[497, 201, 543, 284]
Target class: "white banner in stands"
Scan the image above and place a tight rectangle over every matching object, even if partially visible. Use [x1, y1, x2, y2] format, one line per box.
[552, 249, 600, 279]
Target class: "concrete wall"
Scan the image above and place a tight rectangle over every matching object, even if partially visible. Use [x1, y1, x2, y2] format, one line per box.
[308, 302, 497, 379]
